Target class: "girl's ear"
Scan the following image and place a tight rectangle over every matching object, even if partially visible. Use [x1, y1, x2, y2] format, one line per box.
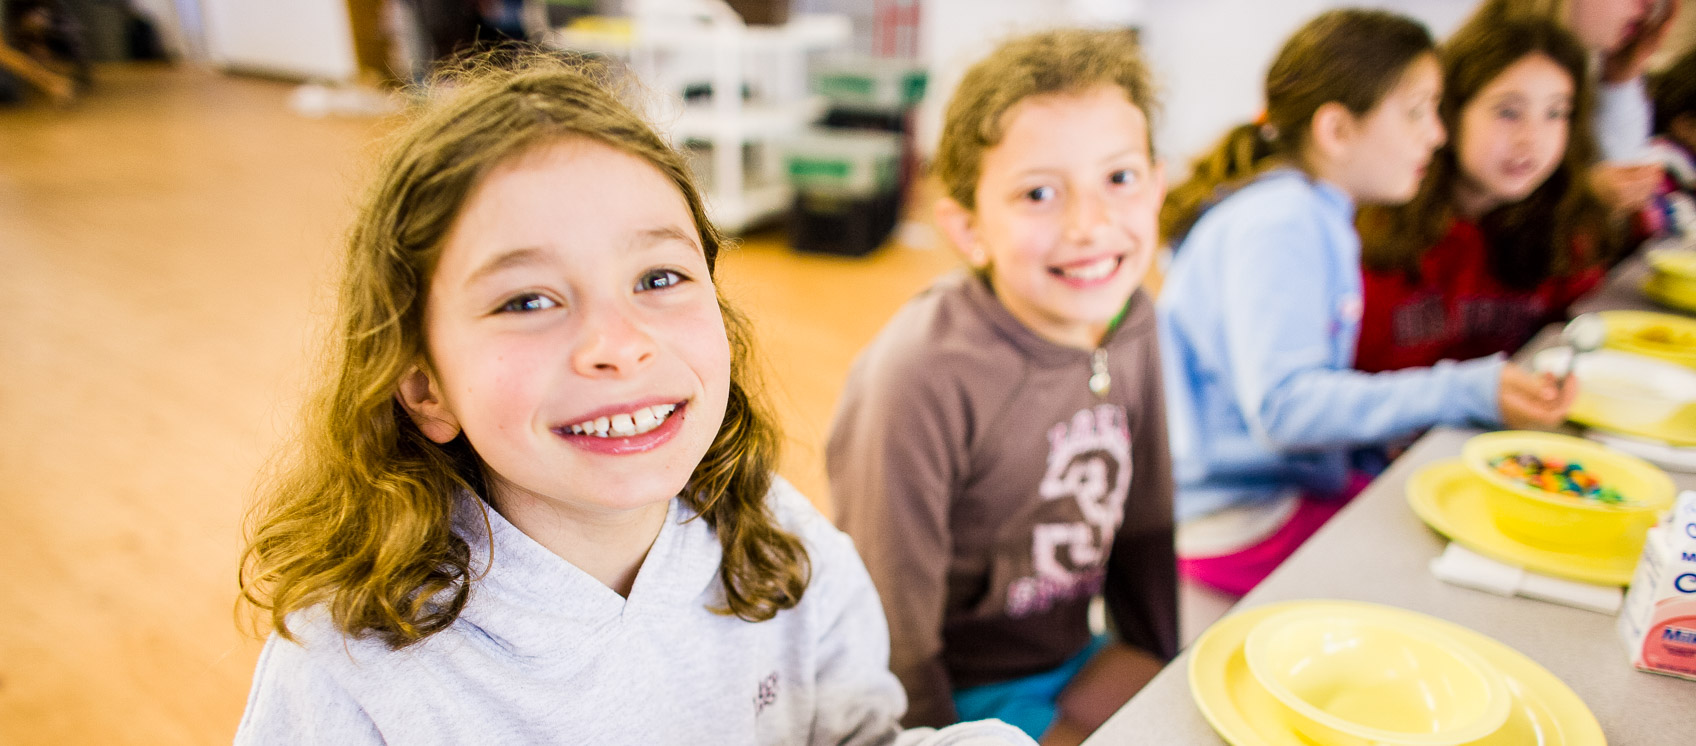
[934, 196, 989, 268]
[1309, 101, 1357, 162]
[396, 363, 462, 444]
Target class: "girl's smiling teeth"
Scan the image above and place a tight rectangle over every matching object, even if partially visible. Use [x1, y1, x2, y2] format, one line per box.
[1052, 255, 1121, 282]
[563, 403, 679, 438]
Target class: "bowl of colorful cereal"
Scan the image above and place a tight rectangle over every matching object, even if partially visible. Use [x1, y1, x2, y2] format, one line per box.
[1462, 432, 1674, 552]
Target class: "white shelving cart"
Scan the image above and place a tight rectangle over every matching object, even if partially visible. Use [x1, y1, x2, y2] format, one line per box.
[544, 4, 852, 232]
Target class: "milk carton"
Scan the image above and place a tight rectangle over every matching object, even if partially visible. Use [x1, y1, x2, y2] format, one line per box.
[1619, 490, 1696, 681]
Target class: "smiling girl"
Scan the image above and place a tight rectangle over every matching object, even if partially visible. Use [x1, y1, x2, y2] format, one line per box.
[233, 57, 1029, 745]
[1358, 17, 1614, 373]
[829, 29, 1177, 744]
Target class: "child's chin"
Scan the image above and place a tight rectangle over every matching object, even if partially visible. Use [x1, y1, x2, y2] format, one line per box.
[1067, 296, 1138, 323]
[1377, 184, 1422, 205]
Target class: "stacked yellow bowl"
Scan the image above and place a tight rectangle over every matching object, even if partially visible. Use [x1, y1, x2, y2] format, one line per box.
[1462, 432, 1674, 554]
[1645, 248, 1696, 315]
[1244, 605, 1511, 745]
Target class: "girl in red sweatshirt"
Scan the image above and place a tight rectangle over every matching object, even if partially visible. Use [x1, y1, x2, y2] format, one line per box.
[1357, 16, 1617, 374]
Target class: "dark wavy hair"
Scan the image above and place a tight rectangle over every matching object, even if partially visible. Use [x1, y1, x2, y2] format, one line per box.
[239, 54, 807, 649]
[1651, 47, 1696, 135]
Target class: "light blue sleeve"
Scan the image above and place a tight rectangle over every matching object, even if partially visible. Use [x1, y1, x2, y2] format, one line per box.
[1217, 210, 1503, 453]
[233, 635, 383, 745]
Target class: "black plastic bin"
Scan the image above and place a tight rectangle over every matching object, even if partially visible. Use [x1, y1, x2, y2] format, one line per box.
[789, 188, 902, 257]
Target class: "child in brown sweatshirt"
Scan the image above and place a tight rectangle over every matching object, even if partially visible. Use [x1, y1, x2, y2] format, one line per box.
[827, 28, 1178, 745]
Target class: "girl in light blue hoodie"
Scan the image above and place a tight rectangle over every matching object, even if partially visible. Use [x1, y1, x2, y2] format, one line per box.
[1155, 9, 1576, 596]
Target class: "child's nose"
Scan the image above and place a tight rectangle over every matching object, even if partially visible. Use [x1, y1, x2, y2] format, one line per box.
[1065, 191, 1109, 242]
[571, 306, 657, 377]
[1513, 121, 1536, 148]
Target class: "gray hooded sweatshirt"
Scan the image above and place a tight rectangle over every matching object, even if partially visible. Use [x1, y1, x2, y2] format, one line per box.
[235, 478, 1033, 745]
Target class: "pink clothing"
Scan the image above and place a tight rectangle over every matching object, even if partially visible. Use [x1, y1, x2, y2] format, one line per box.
[1177, 473, 1373, 597]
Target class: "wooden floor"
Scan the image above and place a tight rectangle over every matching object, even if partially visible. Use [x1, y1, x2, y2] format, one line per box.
[0, 64, 957, 745]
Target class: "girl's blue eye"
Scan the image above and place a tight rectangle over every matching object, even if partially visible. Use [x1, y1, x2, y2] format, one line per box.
[1024, 186, 1056, 203]
[497, 293, 557, 313]
[1495, 106, 1523, 122]
[637, 269, 686, 292]
[1109, 169, 1137, 186]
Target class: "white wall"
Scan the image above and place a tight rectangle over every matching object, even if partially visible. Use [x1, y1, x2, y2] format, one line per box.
[201, 0, 358, 82]
[916, 0, 1478, 176]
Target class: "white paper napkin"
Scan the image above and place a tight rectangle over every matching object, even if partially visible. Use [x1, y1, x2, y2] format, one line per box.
[1429, 543, 1624, 614]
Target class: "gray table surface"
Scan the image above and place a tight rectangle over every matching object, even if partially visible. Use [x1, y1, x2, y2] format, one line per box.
[1087, 254, 1696, 745]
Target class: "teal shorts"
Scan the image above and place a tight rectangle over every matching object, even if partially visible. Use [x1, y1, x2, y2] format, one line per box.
[950, 635, 1109, 739]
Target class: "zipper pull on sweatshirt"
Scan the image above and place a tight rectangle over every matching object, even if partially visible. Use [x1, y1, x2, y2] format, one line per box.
[1089, 348, 1110, 398]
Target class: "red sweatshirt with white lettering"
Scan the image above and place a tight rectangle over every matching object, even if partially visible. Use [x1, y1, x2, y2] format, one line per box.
[1356, 218, 1602, 373]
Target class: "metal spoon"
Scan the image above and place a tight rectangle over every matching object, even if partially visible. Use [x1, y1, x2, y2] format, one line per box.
[1557, 313, 1606, 387]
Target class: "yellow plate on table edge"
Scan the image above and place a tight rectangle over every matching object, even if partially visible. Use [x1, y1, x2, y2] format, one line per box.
[1189, 600, 1605, 746]
[1638, 277, 1696, 321]
[1529, 346, 1696, 445]
[1567, 396, 1696, 447]
[1646, 246, 1696, 280]
[1407, 461, 1639, 586]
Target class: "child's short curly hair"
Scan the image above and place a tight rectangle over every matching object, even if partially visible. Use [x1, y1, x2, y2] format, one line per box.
[934, 28, 1158, 211]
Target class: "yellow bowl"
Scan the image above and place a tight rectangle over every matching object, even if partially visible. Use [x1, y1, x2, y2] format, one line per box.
[1243, 605, 1512, 746]
[1602, 309, 1696, 369]
[1647, 246, 1696, 281]
[1462, 431, 1674, 552]
[1644, 274, 1696, 318]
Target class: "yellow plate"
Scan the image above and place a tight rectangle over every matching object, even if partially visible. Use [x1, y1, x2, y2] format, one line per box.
[1407, 461, 1638, 585]
[1569, 393, 1696, 447]
[1189, 600, 1605, 746]
[1646, 247, 1696, 281]
[1532, 348, 1696, 446]
[1602, 309, 1696, 368]
[1644, 275, 1696, 316]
